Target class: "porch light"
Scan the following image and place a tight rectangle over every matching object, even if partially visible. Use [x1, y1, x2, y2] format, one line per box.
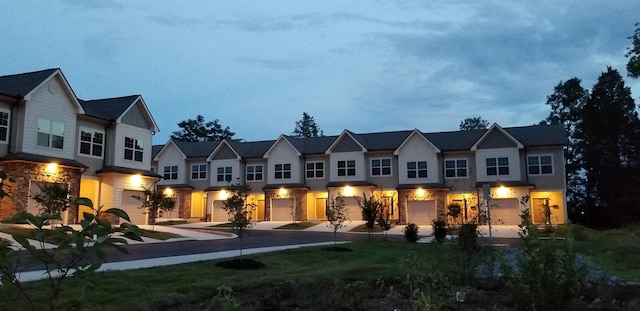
[130, 174, 143, 188]
[163, 188, 174, 196]
[343, 186, 355, 196]
[278, 187, 289, 197]
[45, 163, 58, 175]
[416, 188, 425, 198]
[219, 190, 229, 200]
[496, 186, 510, 197]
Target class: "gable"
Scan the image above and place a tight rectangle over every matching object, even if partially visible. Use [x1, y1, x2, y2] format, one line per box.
[476, 130, 517, 149]
[212, 144, 238, 160]
[121, 102, 153, 129]
[332, 135, 363, 152]
[267, 138, 300, 159]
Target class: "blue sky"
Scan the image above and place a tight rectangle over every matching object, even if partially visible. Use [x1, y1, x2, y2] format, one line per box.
[2, 1, 639, 144]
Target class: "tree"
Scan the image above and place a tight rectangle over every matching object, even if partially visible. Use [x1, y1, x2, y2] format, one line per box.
[576, 67, 640, 227]
[171, 115, 234, 142]
[221, 183, 255, 259]
[459, 116, 489, 131]
[542, 78, 589, 220]
[358, 193, 382, 239]
[326, 196, 349, 245]
[131, 188, 176, 229]
[292, 112, 323, 138]
[626, 22, 640, 78]
[31, 183, 71, 216]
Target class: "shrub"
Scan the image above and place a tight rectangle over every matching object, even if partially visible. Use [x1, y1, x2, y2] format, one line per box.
[359, 193, 381, 230]
[432, 219, 447, 243]
[404, 223, 420, 242]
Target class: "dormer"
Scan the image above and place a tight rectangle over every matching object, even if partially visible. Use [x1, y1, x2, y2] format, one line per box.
[472, 123, 523, 182]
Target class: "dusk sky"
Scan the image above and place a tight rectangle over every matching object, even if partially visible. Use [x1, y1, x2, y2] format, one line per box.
[2, 1, 639, 145]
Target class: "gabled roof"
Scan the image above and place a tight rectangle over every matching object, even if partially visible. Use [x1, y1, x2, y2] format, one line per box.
[172, 139, 220, 158]
[471, 123, 524, 151]
[352, 130, 413, 151]
[264, 135, 302, 158]
[0, 68, 84, 113]
[152, 140, 187, 161]
[285, 135, 338, 155]
[227, 139, 275, 158]
[504, 123, 568, 146]
[79, 95, 159, 132]
[208, 139, 242, 160]
[393, 129, 440, 155]
[423, 129, 486, 151]
[325, 130, 367, 154]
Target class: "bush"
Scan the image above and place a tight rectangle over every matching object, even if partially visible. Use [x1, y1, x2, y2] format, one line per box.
[404, 223, 420, 242]
[432, 219, 447, 243]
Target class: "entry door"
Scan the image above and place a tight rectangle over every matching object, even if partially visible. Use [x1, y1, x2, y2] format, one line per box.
[315, 198, 327, 220]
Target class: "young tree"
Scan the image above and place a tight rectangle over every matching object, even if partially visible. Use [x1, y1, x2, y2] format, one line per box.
[222, 183, 255, 259]
[292, 112, 323, 138]
[31, 183, 71, 215]
[576, 67, 640, 227]
[459, 116, 489, 131]
[326, 196, 349, 245]
[626, 22, 640, 78]
[171, 115, 235, 142]
[131, 188, 176, 229]
[358, 193, 382, 239]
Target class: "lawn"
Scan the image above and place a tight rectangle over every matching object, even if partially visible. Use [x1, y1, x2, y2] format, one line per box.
[273, 221, 317, 230]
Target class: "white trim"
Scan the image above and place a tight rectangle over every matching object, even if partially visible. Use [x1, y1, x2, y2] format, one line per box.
[246, 164, 264, 182]
[527, 154, 555, 176]
[305, 160, 325, 179]
[77, 126, 105, 158]
[190, 163, 208, 180]
[370, 157, 392, 177]
[444, 158, 469, 179]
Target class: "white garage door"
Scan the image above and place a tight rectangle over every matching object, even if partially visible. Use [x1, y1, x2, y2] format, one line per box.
[211, 200, 229, 222]
[406, 200, 436, 225]
[121, 190, 147, 225]
[340, 197, 361, 221]
[489, 198, 521, 225]
[272, 198, 294, 221]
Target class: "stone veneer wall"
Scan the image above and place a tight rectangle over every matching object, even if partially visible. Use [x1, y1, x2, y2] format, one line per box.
[0, 162, 82, 223]
[263, 188, 308, 221]
[397, 189, 448, 225]
[173, 189, 192, 219]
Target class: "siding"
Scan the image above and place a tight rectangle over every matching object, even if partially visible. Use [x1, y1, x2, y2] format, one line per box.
[266, 139, 301, 184]
[396, 133, 440, 185]
[157, 143, 186, 185]
[121, 101, 153, 130]
[75, 119, 106, 175]
[332, 135, 363, 152]
[329, 151, 366, 181]
[477, 130, 518, 149]
[112, 123, 153, 170]
[475, 148, 521, 182]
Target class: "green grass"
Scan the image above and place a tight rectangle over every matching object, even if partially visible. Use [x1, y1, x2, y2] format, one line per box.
[274, 222, 317, 230]
[209, 223, 234, 228]
[0, 227, 60, 244]
[349, 223, 384, 232]
[155, 220, 188, 226]
[139, 229, 183, 240]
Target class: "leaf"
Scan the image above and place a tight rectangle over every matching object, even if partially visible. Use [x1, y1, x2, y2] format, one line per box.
[74, 197, 94, 208]
[104, 208, 131, 222]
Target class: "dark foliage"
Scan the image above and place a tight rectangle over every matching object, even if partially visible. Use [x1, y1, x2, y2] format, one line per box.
[215, 258, 265, 270]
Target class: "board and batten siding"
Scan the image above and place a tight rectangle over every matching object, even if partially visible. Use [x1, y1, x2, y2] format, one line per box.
[21, 78, 78, 159]
[112, 123, 153, 170]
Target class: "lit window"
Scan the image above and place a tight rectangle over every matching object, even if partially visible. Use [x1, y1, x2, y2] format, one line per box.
[246, 164, 263, 181]
[37, 119, 64, 149]
[337, 160, 356, 176]
[407, 161, 427, 178]
[191, 164, 207, 180]
[274, 163, 291, 179]
[79, 128, 104, 157]
[486, 157, 509, 176]
[371, 158, 391, 176]
[528, 155, 553, 175]
[306, 161, 324, 179]
[217, 166, 232, 182]
[445, 159, 468, 178]
[163, 165, 178, 180]
[124, 137, 143, 162]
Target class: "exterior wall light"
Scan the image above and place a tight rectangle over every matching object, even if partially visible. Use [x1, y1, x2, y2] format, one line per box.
[496, 186, 510, 197]
[416, 188, 426, 198]
[163, 188, 174, 196]
[278, 187, 289, 197]
[45, 163, 58, 175]
[342, 186, 354, 196]
[130, 174, 143, 188]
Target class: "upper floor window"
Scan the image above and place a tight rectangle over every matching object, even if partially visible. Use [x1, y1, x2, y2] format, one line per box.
[445, 159, 468, 178]
[0, 110, 9, 142]
[79, 128, 104, 157]
[37, 119, 64, 149]
[274, 163, 291, 179]
[217, 166, 232, 182]
[528, 155, 553, 175]
[407, 161, 427, 178]
[164, 165, 178, 180]
[337, 160, 356, 176]
[124, 137, 143, 162]
[246, 164, 263, 181]
[306, 161, 324, 179]
[486, 157, 509, 176]
[191, 164, 207, 180]
[371, 158, 391, 176]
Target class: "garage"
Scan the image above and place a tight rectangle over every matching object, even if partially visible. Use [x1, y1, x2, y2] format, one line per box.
[406, 200, 436, 225]
[339, 197, 362, 222]
[488, 198, 521, 225]
[121, 190, 147, 225]
[211, 200, 229, 222]
[272, 198, 294, 221]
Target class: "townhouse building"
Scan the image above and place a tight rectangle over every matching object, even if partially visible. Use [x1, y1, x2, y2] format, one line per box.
[0, 68, 160, 224]
[153, 123, 568, 226]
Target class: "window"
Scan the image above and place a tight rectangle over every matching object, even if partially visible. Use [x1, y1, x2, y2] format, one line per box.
[191, 164, 207, 180]
[306, 161, 324, 179]
[371, 158, 391, 176]
[217, 167, 232, 182]
[528, 155, 553, 175]
[337, 160, 356, 176]
[274, 163, 291, 179]
[37, 119, 64, 149]
[486, 157, 509, 176]
[124, 137, 143, 162]
[164, 165, 178, 180]
[445, 159, 468, 178]
[79, 128, 104, 157]
[407, 161, 427, 178]
[246, 164, 263, 181]
[0, 110, 9, 142]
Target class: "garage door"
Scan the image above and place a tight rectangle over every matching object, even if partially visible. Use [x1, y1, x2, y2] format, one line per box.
[211, 200, 229, 222]
[272, 198, 294, 221]
[121, 190, 147, 225]
[406, 200, 436, 225]
[489, 198, 521, 225]
[340, 197, 361, 221]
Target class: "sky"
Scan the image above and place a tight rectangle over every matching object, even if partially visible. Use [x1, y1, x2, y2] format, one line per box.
[2, 1, 639, 145]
